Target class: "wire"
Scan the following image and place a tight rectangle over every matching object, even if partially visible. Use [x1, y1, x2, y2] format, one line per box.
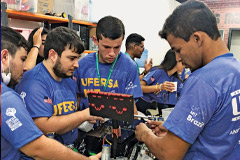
[105, 138, 112, 145]
[102, 134, 112, 145]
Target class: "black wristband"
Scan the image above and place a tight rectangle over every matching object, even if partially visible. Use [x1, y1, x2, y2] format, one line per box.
[32, 45, 40, 50]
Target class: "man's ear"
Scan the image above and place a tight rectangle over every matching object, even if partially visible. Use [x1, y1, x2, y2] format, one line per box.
[48, 49, 58, 63]
[132, 43, 137, 50]
[192, 32, 203, 47]
[1, 49, 10, 66]
[92, 36, 98, 46]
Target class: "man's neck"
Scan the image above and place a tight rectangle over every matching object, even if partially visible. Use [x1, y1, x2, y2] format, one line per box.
[43, 60, 62, 82]
[203, 37, 230, 65]
[125, 50, 134, 59]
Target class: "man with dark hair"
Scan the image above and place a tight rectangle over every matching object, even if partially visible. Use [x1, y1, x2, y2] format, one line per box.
[125, 33, 152, 80]
[1, 26, 101, 160]
[16, 26, 103, 159]
[135, 0, 240, 159]
[74, 16, 143, 114]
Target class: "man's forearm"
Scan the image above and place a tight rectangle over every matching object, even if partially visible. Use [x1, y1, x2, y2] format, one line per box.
[21, 135, 91, 160]
[34, 110, 89, 135]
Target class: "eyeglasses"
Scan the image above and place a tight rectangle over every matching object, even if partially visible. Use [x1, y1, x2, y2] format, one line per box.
[135, 44, 145, 49]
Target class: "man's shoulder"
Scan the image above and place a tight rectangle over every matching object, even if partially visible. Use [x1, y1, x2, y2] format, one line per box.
[118, 52, 137, 66]
[79, 52, 96, 64]
[1, 83, 16, 96]
[22, 63, 51, 84]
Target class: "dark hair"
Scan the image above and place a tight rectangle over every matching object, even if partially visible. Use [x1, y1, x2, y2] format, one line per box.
[125, 33, 145, 50]
[44, 26, 85, 59]
[27, 27, 49, 53]
[159, 0, 221, 42]
[152, 49, 182, 81]
[1, 26, 28, 57]
[96, 15, 125, 41]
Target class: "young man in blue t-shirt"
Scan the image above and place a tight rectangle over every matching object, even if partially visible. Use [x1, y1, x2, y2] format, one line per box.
[73, 16, 143, 115]
[1, 26, 101, 160]
[135, 1, 240, 159]
[124, 33, 153, 80]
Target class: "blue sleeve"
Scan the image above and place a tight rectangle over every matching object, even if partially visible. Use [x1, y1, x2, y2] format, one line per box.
[125, 63, 143, 99]
[143, 70, 162, 85]
[163, 76, 217, 144]
[1, 91, 43, 149]
[73, 66, 81, 94]
[16, 79, 53, 118]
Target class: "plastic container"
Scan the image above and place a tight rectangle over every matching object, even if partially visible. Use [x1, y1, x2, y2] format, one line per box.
[162, 108, 174, 121]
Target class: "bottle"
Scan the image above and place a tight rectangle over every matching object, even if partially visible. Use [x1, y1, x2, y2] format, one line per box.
[101, 144, 111, 160]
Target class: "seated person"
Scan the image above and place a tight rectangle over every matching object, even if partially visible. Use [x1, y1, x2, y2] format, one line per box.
[136, 49, 185, 115]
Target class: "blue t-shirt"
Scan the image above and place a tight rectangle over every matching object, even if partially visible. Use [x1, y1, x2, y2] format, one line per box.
[1, 83, 43, 160]
[73, 52, 143, 106]
[163, 53, 240, 159]
[179, 68, 191, 80]
[16, 63, 78, 145]
[142, 69, 183, 105]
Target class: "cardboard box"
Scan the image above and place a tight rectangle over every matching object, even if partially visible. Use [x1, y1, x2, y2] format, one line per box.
[53, 0, 74, 17]
[37, 0, 53, 14]
[2, 0, 37, 13]
[74, 0, 89, 21]
[2, 0, 22, 11]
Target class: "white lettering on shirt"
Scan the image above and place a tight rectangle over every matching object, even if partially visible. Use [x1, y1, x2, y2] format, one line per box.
[125, 82, 137, 91]
[5, 108, 22, 131]
[232, 115, 240, 122]
[187, 114, 204, 128]
[230, 126, 240, 135]
[231, 89, 240, 97]
[190, 111, 198, 117]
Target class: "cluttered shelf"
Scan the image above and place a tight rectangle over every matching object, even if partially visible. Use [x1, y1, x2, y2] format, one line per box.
[84, 50, 96, 54]
[6, 9, 97, 27]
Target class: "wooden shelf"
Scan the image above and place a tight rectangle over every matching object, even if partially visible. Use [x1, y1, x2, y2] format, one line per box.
[6, 9, 97, 27]
[83, 50, 96, 54]
[4, 9, 97, 54]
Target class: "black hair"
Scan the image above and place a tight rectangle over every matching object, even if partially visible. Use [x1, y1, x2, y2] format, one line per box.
[96, 15, 125, 41]
[159, 0, 221, 42]
[44, 26, 85, 59]
[153, 49, 182, 82]
[125, 33, 145, 50]
[1, 26, 28, 57]
[27, 27, 49, 53]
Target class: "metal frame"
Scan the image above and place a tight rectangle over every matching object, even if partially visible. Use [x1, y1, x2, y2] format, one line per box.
[228, 28, 240, 50]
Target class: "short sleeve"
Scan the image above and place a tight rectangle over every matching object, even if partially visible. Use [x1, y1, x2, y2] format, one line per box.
[125, 63, 143, 99]
[163, 76, 217, 144]
[1, 91, 43, 149]
[16, 79, 53, 118]
[143, 70, 162, 85]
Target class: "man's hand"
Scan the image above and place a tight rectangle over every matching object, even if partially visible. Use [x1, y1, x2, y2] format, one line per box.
[135, 122, 153, 142]
[33, 27, 43, 47]
[82, 108, 104, 123]
[144, 58, 153, 72]
[89, 152, 102, 160]
[147, 120, 168, 137]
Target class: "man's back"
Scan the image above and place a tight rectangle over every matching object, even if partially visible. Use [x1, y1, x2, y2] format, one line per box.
[164, 53, 240, 159]
[1, 83, 43, 160]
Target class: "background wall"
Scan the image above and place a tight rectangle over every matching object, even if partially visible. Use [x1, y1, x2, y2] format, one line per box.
[91, 0, 180, 66]
[200, 0, 240, 45]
